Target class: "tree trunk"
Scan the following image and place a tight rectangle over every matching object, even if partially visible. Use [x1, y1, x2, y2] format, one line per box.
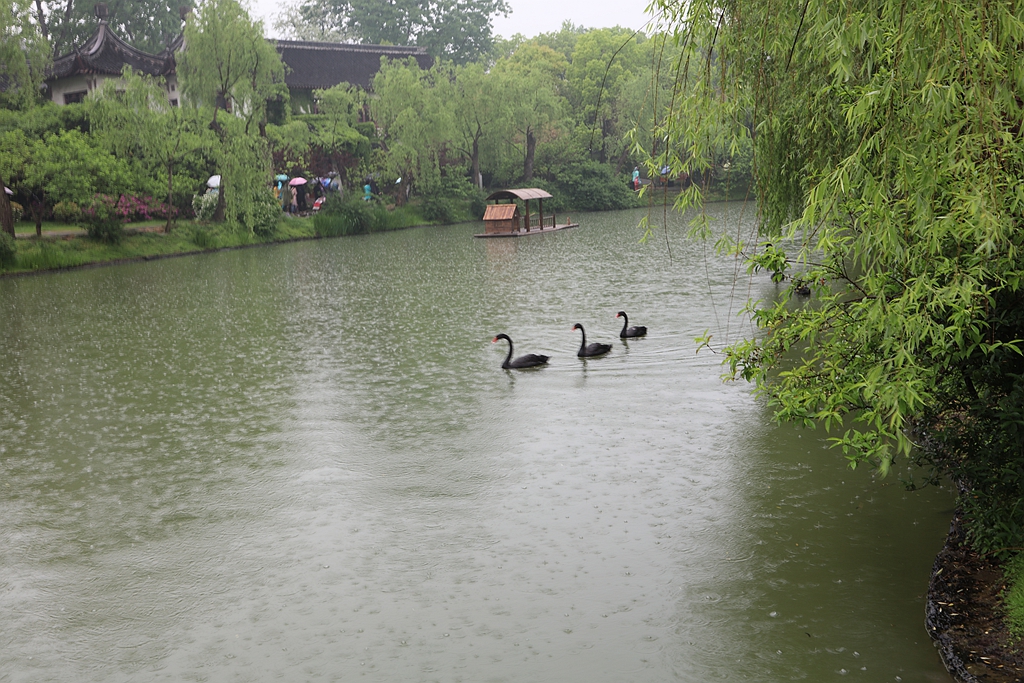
[0, 173, 14, 237]
[524, 128, 536, 183]
[213, 186, 226, 222]
[471, 137, 482, 191]
[31, 202, 43, 237]
[34, 0, 48, 39]
[165, 162, 174, 233]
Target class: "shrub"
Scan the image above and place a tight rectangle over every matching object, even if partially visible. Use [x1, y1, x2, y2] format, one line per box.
[544, 160, 640, 211]
[0, 231, 16, 268]
[315, 197, 372, 236]
[10, 201, 23, 223]
[468, 189, 488, 220]
[192, 192, 218, 221]
[190, 226, 218, 250]
[421, 195, 460, 223]
[16, 241, 79, 270]
[53, 201, 82, 223]
[246, 190, 281, 237]
[80, 197, 124, 244]
[1005, 552, 1024, 640]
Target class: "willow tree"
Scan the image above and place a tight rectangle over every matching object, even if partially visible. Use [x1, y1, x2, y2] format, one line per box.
[178, 0, 286, 226]
[0, 0, 50, 236]
[647, 0, 1024, 553]
[90, 69, 208, 231]
[371, 58, 453, 204]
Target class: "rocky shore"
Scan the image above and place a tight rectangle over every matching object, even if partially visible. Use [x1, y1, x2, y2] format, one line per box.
[927, 512, 1024, 682]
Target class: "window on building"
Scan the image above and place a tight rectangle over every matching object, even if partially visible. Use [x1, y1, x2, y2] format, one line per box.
[63, 91, 88, 104]
[170, 99, 178, 107]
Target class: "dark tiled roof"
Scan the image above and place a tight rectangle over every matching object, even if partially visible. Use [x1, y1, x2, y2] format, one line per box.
[275, 40, 433, 90]
[49, 21, 175, 79]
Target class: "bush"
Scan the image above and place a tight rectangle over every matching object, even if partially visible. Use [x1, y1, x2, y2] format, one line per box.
[80, 197, 124, 244]
[468, 189, 488, 220]
[1005, 552, 1024, 640]
[190, 226, 218, 250]
[9, 201, 23, 223]
[315, 196, 372, 236]
[192, 192, 218, 221]
[544, 160, 641, 212]
[246, 190, 281, 238]
[16, 240, 79, 270]
[0, 231, 16, 268]
[53, 201, 82, 223]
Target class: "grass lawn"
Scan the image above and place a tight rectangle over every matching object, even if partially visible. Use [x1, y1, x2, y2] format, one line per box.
[3, 217, 319, 275]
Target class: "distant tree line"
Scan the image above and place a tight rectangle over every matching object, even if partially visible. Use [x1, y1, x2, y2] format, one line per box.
[1, 0, 752, 241]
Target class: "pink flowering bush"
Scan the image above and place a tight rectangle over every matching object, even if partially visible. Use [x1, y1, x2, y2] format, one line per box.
[80, 194, 179, 242]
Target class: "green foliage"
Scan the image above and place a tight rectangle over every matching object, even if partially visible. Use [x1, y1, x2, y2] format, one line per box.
[9, 201, 23, 223]
[1004, 553, 1024, 641]
[315, 196, 372, 236]
[80, 197, 125, 244]
[420, 172, 473, 224]
[314, 195, 423, 236]
[247, 189, 282, 237]
[189, 225, 220, 250]
[544, 160, 638, 212]
[179, 0, 287, 128]
[14, 240, 80, 271]
[192, 192, 219, 221]
[36, 0, 185, 56]
[0, 231, 16, 268]
[52, 201, 82, 223]
[651, 0, 1024, 551]
[292, 0, 510, 64]
[0, 0, 49, 110]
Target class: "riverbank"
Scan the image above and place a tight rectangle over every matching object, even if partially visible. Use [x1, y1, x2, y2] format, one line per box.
[927, 512, 1024, 682]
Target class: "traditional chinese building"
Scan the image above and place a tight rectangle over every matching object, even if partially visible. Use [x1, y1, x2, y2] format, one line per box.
[44, 4, 433, 110]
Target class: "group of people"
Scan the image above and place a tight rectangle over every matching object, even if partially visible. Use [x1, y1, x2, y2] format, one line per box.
[275, 175, 341, 215]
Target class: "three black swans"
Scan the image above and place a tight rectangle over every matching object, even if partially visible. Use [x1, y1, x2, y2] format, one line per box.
[572, 323, 612, 358]
[615, 311, 647, 338]
[492, 333, 550, 369]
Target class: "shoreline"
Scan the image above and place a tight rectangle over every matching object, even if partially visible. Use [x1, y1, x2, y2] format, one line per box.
[927, 511, 1024, 682]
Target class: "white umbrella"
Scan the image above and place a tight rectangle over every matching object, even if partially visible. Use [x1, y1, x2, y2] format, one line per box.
[3, 186, 12, 195]
[207, 175, 221, 188]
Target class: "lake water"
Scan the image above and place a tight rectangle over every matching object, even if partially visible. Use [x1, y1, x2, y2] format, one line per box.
[0, 204, 954, 682]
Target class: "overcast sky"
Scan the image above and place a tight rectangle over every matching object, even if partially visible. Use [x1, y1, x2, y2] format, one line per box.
[251, 0, 657, 40]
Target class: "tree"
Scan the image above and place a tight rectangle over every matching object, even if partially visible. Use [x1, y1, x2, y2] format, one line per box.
[448, 62, 498, 189]
[90, 68, 208, 231]
[8, 129, 133, 235]
[1, 0, 50, 236]
[33, 0, 184, 56]
[650, 0, 1024, 553]
[371, 57, 453, 204]
[565, 28, 646, 165]
[292, 0, 510, 64]
[309, 83, 368, 181]
[492, 44, 565, 182]
[178, 0, 286, 224]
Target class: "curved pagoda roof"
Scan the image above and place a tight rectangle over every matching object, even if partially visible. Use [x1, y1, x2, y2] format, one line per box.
[486, 188, 553, 202]
[49, 20, 177, 79]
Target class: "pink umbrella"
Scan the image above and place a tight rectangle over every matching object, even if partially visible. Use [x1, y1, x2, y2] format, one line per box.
[288, 177, 307, 186]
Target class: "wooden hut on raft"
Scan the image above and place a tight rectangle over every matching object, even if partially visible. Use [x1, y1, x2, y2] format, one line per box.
[474, 188, 579, 238]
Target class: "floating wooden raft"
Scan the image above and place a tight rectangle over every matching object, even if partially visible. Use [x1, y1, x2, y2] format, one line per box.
[474, 188, 579, 238]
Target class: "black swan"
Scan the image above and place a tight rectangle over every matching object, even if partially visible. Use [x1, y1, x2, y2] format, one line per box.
[571, 323, 612, 358]
[615, 311, 647, 338]
[492, 334, 550, 369]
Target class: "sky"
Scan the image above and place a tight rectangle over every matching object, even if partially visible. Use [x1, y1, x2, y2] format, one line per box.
[251, 0, 657, 40]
